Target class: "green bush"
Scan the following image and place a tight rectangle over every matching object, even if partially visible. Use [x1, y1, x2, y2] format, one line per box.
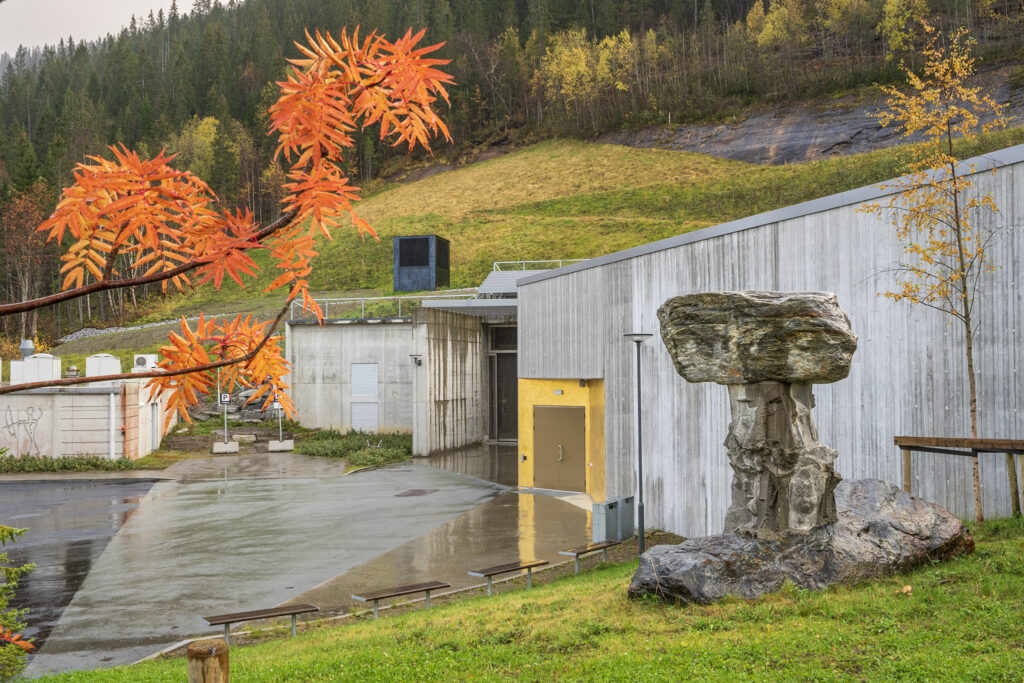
[0, 455, 136, 473]
[296, 430, 412, 465]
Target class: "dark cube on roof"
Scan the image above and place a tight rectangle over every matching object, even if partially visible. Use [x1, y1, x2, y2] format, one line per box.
[393, 235, 450, 292]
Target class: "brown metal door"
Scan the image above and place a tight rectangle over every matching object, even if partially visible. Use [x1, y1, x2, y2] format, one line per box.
[533, 406, 586, 492]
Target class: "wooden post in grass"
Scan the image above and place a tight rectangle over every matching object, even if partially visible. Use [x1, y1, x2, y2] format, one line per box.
[1007, 454, 1021, 518]
[188, 638, 229, 683]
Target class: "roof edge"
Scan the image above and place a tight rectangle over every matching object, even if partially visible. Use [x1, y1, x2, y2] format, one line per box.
[518, 143, 1024, 286]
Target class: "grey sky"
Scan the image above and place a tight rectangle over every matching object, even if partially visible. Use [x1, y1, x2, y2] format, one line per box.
[0, 0, 197, 58]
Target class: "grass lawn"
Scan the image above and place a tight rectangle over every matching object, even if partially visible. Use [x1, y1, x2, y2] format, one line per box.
[37, 517, 1024, 682]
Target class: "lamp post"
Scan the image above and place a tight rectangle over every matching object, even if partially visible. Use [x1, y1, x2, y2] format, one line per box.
[624, 332, 653, 554]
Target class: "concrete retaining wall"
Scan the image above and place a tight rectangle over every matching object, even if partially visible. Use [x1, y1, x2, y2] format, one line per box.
[411, 308, 486, 455]
[286, 319, 415, 432]
[0, 380, 176, 460]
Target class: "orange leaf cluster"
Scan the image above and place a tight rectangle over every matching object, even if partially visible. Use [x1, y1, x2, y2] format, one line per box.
[266, 27, 454, 314]
[19, 27, 452, 423]
[0, 626, 34, 652]
[38, 146, 256, 294]
[147, 313, 294, 426]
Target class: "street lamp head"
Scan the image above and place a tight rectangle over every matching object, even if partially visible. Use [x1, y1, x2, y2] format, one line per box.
[623, 332, 653, 344]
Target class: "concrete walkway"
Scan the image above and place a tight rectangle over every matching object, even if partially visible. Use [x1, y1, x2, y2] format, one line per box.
[291, 490, 590, 614]
[24, 454, 507, 676]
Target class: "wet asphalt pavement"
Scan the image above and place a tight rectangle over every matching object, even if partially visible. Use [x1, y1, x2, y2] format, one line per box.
[3, 447, 590, 678]
[0, 479, 160, 650]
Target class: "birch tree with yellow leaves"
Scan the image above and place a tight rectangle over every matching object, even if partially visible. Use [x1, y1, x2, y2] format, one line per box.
[863, 23, 1010, 522]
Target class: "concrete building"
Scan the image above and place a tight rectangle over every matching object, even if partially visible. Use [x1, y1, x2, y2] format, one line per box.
[286, 268, 542, 454]
[1, 354, 177, 460]
[516, 144, 1024, 537]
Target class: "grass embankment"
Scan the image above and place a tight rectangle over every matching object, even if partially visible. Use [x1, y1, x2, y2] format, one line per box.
[47, 126, 1024, 336]
[38, 518, 1024, 682]
[295, 429, 412, 469]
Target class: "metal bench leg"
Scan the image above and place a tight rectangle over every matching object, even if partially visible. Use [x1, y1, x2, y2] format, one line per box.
[373, 599, 379, 619]
[486, 577, 493, 596]
[574, 557, 580, 575]
[602, 548, 608, 563]
[425, 590, 432, 608]
[291, 614, 297, 637]
[223, 624, 230, 645]
[527, 567, 533, 589]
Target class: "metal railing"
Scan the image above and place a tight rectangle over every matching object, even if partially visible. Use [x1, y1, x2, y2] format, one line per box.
[289, 290, 478, 320]
[492, 259, 587, 271]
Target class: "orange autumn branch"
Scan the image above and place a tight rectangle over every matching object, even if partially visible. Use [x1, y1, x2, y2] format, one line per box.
[0, 27, 453, 421]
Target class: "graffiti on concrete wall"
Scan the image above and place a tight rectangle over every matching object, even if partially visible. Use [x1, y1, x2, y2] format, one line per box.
[3, 405, 43, 457]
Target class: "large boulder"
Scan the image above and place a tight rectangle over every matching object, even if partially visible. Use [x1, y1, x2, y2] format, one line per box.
[628, 479, 974, 603]
[658, 291, 858, 385]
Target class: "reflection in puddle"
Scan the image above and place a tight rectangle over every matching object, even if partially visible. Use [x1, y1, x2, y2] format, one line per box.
[419, 442, 519, 487]
[0, 480, 157, 652]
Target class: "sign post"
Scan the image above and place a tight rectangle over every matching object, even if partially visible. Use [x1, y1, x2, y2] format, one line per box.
[218, 370, 230, 444]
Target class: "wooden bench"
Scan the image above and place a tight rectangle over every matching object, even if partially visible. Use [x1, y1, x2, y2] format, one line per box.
[467, 559, 549, 596]
[559, 540, 620, 575]
[203, 603, 319, 645]
[895, 436, 1024, 516]
[352, 580, 451, 619]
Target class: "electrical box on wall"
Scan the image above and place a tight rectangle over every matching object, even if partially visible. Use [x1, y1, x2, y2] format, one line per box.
[393, 235, 450, 292]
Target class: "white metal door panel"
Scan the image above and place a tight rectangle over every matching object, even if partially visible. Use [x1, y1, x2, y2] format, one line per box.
[351, 402, 379, 432]
[351, 363, 379, 397]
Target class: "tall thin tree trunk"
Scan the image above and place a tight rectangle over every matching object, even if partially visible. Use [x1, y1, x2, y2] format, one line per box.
[947, 128, 984, 522]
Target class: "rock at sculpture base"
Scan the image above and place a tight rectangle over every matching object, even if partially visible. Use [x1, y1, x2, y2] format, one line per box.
[628, 479, 973, 604]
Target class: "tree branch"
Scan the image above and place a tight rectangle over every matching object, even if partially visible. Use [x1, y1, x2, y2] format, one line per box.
[0, 209, 298, 318]
[0, 301, 292, 395]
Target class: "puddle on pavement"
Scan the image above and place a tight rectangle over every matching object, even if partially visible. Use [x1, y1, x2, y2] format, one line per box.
[0, 479, 158, 653]
[419, 442, 519, 487]
[291, 490, 591, 614]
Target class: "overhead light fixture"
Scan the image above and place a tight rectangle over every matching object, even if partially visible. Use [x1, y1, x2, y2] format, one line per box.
[409, 354, 423, 366]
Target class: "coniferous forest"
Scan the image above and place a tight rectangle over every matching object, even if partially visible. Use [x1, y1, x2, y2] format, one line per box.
[0, 0, 1021, 339]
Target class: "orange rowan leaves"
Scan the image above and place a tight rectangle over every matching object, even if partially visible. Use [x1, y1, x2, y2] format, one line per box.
[5, 26, 452, 421]
[148, 312, 292, 427]
[0, 626, 34, 652]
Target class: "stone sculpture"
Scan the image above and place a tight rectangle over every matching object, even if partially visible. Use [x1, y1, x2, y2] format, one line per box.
[658, 291, 858, 536]
[630, 290, 973, 604]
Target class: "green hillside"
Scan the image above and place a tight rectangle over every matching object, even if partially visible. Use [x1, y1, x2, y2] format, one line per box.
[47, 126, 1024, 366]
[154, 128, 1024, 307]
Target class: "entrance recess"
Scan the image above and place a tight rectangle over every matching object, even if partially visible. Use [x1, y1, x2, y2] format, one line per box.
[532, 406, 586, 492]
[489, 326, 518, 441]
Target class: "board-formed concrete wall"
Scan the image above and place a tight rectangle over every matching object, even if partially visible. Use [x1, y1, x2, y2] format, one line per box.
[518, 145, 1024, 536]
[286, 319, 414, 432]
[411, 308, 486, 454]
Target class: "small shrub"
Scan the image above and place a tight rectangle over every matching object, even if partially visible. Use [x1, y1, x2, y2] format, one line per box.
[1, 526, 34, 682]
[296, 430, 412, 465]
[0, 455, 136, 473]
[346, 446, 410, 468]
[1010, 64, 1024, 90]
